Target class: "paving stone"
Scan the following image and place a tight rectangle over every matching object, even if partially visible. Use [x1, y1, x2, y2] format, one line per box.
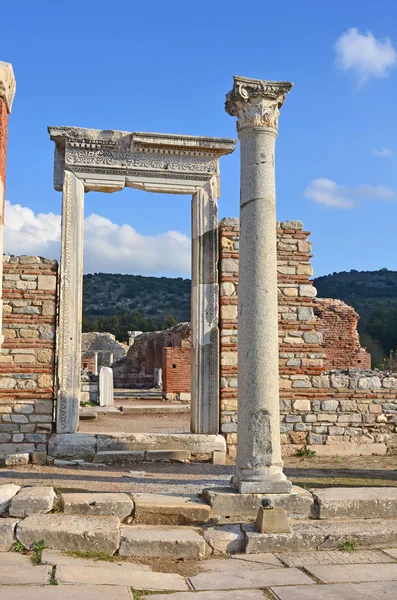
[200, 555, 283, 572]
[189, 567, 314, 590]
[271, 582, 397, 600]
[0, 518, 19, 551]
[0, 585, 133, 600]
[145, 592, 265, 600]
[244, 519, 397, 553]
[9, 486, 55, 517]
[62, 492, 133, 520]
[0, 483, 20, 514]
[277, 549, 395, 567]
[56, 564, 188, 590]
[304, 562, 397, 583]
[16, 514, 120, 554]
[0, 564, 51, 584]
[231, 553, 285, 567]
[203, 524, 244, 554]
[119, 525, 206, 558]
[311, 487, 397, 519]
[202, 485, 313, 522]
[383, 548, 397, 559]
[41, 548, 149, 569]
[0, 552, 33, 566]
[132, 493, 211, 525]
[5, 452, 30, 466]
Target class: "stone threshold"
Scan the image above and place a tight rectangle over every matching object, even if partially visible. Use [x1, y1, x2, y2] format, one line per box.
[48, 432, 227, 463]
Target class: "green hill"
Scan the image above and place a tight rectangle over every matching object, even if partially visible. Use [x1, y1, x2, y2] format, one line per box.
[83, 270, 397, 363]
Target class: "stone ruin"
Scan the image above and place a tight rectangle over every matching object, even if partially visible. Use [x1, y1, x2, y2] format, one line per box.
[0, 63, 397, 495]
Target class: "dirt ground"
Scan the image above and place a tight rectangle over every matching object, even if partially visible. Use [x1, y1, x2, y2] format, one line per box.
[79, 411, 191, 433]
[1, 455, 397, 495]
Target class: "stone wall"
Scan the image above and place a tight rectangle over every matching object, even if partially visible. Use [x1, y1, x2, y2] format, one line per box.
[218, 218, 397, 458]
[314, 298, 371, 369]
[0, 256, 57, 459]
[162, 347, 191, 398]
[81, 332, 128, 371]
[112, 322, 191, 389]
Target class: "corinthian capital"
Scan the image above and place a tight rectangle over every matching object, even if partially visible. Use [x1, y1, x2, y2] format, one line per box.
[0, 61, 16, 113]
[225, 76, 293, 133]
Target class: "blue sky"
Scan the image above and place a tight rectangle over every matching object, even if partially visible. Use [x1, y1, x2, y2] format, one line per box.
[1, 0, 397, 277]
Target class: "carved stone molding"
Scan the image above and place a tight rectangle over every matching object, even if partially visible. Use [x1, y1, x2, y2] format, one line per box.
[49, 126, 236, 193]
[0, 61, 16, 113]
[225, 75, 293, 133]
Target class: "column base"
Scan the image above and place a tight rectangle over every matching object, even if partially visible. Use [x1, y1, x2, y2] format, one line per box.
[232, 466, 292, 494]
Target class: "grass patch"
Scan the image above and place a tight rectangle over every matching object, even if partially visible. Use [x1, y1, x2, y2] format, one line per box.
[295, 448, 317, 458]
[49, 566, 58, 585]
[339, 539, 356, 553]
[65, 550, 118, 562]
[131, 590, 170, 598]
[12, 540, 25, 554]
[31, 540, 46, 565]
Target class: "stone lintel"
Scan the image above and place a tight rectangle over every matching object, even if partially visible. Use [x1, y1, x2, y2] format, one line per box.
[0, 61, 16, 113]
[48, 126, 236, 192]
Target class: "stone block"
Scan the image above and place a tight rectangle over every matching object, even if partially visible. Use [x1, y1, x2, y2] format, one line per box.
[32, 450, 47, 465]
[204, 524, 244, 554]
[5, 452, 30, 466]
[38, 275, 56, 290]
[189, 567, 313, 591]
[202, 486, 313, 522]
[10, 486, 56, 517]
[307, 443, 386, 457]
[62, 493, 133, 520]
[48, 433, 96, 461]
[119, 525, 206, 558]
[311, 487, 397, 520]
[0, 518, 18, 551]
[293, 400, 310, 411]
[255, 506, 290, 534]
[145, 450, 191, 462]
[212, 449, 226, 465]
[16, 514, 120, 554]
[132, 493, 211, 526]
[0, 483, 20, 514]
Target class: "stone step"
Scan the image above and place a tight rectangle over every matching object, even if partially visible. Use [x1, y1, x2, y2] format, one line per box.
[92, 450, 191, 464]
[16, 514, 120, 554]
[132, 493, 212, 525]
[119, 525, 207, 558]
[311, 487, 397, 520]
[244, 518, 397, 553]
[62, 492, 133, 520]
[120, 404, 190, 414]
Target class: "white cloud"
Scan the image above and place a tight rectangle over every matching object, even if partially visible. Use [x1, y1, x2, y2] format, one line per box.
[304, 178, 396, 210]
[3, 201, 191, 275]
[335, 27, 397, 85]
[373, 147, 394, 157]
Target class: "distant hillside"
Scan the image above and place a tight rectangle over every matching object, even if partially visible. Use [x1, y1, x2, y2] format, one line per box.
[83, 270, 397, 364]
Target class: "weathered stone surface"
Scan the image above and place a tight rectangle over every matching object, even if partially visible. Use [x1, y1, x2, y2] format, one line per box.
[145, 450, 191, 462]
[16, 514, 120, 554]
[244, 518, 397, 553]
[304, 562, 397, 583]
[146, 593, 265, 600]
[0, 519, 19, 550]
[231, 553, 285, 567]
[41, 549, 149, 569]
[4, 452, 29, 466]
[277, 550, 394, 566]
[270, 582, 397, 600]
[0, 565, 51, 584]
[62, 492, 133, 520]
[48, 433, 97, 460]
[55, 564, 188, 590]
[308, 443, 386, 457]
[204, 524, 244, 554]
[119, 525, 206, 558]
[0, 586, 133, 600]
[93, 451, 145, 464]
[132, 493, 211, 525]
[9, 486, 55, 517]
[0, 483, 20, 514]
[202, 485, 313, 521]
[189, 567, 313, 590]
[255, 506, 290, 534]
[311, 487, 397, 520]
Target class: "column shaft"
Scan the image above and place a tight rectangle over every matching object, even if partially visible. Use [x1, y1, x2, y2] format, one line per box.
[191, 176, 219, 434]
[56, 171, 84, 433]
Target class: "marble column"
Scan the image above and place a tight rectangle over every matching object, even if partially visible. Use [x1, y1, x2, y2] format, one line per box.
[191, 176, 219, 434]
[225, 76, 293, 493]
[56, 171, 84, 433]
[0, 62, 16, 346]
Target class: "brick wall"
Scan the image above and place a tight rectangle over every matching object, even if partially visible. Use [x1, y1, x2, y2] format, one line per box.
[162, 347, 191, 395]
[314, 298, 371, 369]
[0, 256, 58, 459]
[218, 218, 397, 458]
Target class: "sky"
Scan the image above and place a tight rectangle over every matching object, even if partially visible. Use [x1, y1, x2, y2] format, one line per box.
[1, 0, 397, 278]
